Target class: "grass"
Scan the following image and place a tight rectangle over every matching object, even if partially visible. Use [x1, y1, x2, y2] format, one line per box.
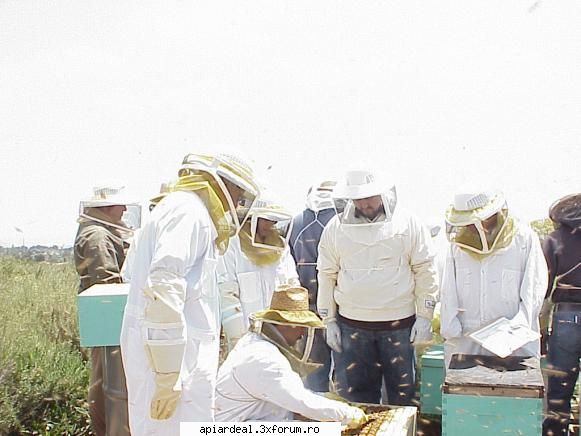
[0, 257, 91, 435]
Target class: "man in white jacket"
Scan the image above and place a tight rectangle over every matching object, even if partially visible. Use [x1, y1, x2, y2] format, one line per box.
[317, 170, 439, 405]
[216, 285, 367, 429]
[120, 153, 260, 435]
[219, 192, 299, 352]
[440, 191, 547, 365]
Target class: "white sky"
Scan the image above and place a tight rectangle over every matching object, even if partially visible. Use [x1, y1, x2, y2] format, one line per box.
[1, 0, 580, 247]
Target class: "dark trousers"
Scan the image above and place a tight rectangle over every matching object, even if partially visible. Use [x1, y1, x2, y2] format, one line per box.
[543, 310, 581, 435]
[89, 347, 107, 436]
[89, 346, 131, 436]
[334, 320, 416, 405]
[304, 328, 332, 392]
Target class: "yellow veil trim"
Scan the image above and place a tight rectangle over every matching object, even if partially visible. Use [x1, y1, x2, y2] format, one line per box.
[174, 173, 232, 255]
[455, 214, 517, 260]
[238, 221, 283, 266]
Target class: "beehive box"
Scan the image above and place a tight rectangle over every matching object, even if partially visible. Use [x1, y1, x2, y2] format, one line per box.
[77, 283, 130, 347]
[442, 354, 544, 436]
[420, 344, 444, 415]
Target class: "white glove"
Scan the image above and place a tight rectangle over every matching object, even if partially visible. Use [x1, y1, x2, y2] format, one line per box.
[345, 407, 368, 430]
[410, 317, 432, 343]
[142, 274, 187, 420]
[150, 373, 180, 420]
[325, 320, 342, 353]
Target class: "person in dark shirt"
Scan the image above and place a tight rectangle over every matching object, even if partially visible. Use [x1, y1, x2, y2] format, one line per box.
[542, 193, 581, 436]
[289, 180, 337, 392]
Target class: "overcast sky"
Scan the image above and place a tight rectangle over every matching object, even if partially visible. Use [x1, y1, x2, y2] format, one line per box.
[1, 0, 580, 246]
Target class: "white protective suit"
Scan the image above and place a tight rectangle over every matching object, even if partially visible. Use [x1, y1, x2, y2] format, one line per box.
[120, 191, 221, 434]
[215, 332, 360, 423]
[317, 208, 439, 323]
[440, 221, 548, 363]
[218, 237, 299, 348]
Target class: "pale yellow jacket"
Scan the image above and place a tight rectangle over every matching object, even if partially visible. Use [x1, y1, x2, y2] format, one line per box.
[317, 209, 439, 322]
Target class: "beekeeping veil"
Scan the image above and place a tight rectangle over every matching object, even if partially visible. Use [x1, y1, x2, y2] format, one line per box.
[238, 190, 293, 265]
[78, 184, 141, 238]
[332, 170, 397, 245]
[445, 190, 516, 258]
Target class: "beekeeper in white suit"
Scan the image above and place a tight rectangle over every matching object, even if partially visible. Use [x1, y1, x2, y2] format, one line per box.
[219, 190, 299, 352]
[216, 285, 367, 428]
[317, 169, 439, 405]
[440, 190, 547, 365]
[120, 153, 260, 435]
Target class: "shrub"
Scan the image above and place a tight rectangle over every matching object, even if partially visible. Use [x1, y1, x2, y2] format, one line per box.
[530, 217, 554, 242]
[0, 257, 91, 435]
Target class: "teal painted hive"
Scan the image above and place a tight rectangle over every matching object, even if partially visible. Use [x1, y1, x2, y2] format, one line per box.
[77, 283, 130, 347]
[442, 354, 544, 436]
[420, 344, 444, 415]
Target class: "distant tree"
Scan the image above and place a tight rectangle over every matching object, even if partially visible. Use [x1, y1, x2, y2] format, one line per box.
[530, 218, 554, 242]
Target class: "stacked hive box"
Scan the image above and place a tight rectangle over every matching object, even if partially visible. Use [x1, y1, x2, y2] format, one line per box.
[420, 344, 445, 416]
[442, 354, 544, 436]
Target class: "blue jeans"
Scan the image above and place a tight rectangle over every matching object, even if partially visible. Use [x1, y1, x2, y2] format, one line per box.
[334, 320, 416, 405]
[304, 328, 332, 392]
[543, 310, 581, 435]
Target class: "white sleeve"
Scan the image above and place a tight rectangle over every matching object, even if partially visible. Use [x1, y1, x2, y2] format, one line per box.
[509, 231, 549, 331]
[120, 238, 136, 283]
[279, 248, 300, 286]
[440, 245, 463, 339]
[316, 218, 339, 322]
[218, 242, 241, 309]
[409, 217, 439, 319]
[217, 240, 246, 344]
[239, 354, 358, 425]
[143, 200, 209, 376]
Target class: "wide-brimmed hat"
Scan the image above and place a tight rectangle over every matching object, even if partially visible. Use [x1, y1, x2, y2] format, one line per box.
[250, 285, 324, 328]
[81, 184, 138, 208]
[333, 170, 387, 200]
[549, 193, 581, 229]
[446, 191, 506, 225]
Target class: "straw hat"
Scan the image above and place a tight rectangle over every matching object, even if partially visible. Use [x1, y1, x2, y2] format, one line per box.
[250, 285, 324, 328]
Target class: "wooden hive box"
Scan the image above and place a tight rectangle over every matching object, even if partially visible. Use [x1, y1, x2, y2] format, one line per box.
[442, 354, 544, 436]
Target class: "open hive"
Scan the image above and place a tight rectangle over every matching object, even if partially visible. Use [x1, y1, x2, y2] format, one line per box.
[341, 404, 416, 436]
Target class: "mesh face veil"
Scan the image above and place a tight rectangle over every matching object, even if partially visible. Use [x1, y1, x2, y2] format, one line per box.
[249, 318, 318, 364]
[179, 153, 260, 234]
[332, 170, 397, 226]
[242, 189, 293, 251]
[249, 208, 293, 251]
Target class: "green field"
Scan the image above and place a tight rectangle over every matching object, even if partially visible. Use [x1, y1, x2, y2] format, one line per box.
[0, 257, 90, 435]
